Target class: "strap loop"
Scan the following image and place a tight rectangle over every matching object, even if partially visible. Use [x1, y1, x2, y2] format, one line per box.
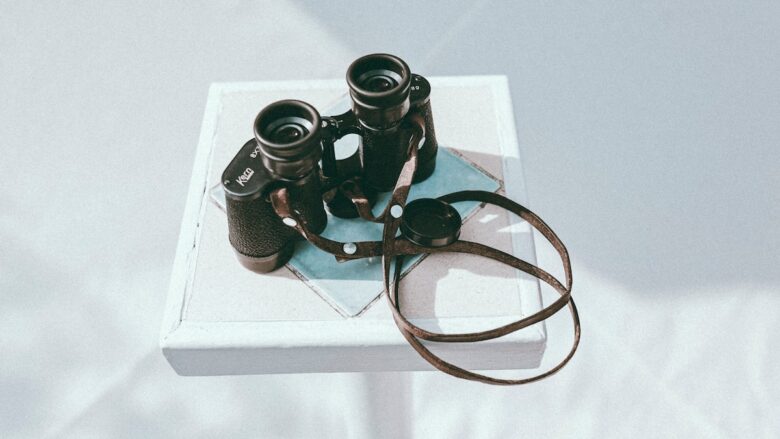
[268, 113, 578, 385]
[380, 190, 580, 385]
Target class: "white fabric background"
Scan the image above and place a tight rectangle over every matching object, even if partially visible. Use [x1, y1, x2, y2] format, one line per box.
[2, 1, 778, 438]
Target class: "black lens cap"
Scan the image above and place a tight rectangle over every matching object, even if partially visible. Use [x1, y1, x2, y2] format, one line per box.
[400, 198, 462, 248]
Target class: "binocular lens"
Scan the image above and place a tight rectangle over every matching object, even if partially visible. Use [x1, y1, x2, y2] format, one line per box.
[265, 117, 311, 145]
[357, 69, 403, 93]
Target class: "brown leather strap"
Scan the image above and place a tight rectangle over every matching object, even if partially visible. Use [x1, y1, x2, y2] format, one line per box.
[380, 190, 579, 385]
[340, 181, 382, 223]
[386, 191, 572, 342]
[343, 114, 424, 224]
[395, 293, 579, 385]
[386, 239, 570, 342]
[270, 187, 384, 261]
[268, 113, 578, 384]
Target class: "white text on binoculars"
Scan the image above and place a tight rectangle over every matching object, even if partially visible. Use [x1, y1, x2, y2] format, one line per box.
[236, 168, 255, 186]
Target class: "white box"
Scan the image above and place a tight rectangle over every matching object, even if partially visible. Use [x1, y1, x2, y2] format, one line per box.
[160, 76, 546, 375]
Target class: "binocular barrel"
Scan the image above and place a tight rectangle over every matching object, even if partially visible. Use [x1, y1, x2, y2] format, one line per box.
[347, 54, 437, 191]
[222, 100, 327, 273]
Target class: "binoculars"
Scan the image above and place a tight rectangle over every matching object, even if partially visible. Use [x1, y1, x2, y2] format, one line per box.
[218, 54, 580, 385]
[221, 54, 438, 272]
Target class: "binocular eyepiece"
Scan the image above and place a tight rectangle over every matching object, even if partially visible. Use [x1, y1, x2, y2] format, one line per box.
[222, 54, 438, 273]
[347, 53, 411, 129]
[254, 100, 322, 179]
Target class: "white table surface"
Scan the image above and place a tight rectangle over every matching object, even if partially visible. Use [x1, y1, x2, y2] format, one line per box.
[161, 76, 550, 375]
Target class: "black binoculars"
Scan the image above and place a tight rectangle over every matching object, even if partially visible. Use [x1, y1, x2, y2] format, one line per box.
[221, 54, 438, 272]
[219, 54, 579, 385]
